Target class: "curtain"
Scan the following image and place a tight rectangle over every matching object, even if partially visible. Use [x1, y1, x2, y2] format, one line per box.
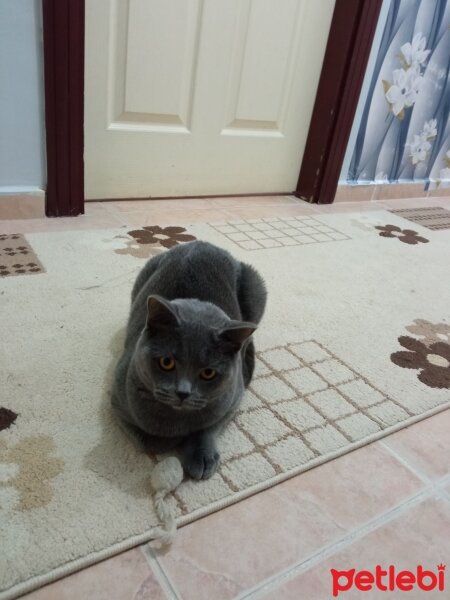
[347, 0, 450, 190]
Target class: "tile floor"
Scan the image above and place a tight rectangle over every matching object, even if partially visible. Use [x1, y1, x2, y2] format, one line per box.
[3, 194, 450, 600]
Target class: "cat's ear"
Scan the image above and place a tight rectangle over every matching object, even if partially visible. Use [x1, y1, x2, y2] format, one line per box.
[146, 295, 179, 333]
[219, 321, 257, 353]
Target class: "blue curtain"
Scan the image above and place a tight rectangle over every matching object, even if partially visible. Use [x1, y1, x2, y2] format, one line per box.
[347, 0, 450, 190]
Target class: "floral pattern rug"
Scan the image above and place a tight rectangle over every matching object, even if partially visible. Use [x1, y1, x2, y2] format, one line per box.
[0, 234, 44, 278]
[1, 207, 449, 599]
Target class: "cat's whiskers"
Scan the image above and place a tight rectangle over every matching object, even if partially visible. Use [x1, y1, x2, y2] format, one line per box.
[154, 387, 176, 401]
[185, 400, 207, 409]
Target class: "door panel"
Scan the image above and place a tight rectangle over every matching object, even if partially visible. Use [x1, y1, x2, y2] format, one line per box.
[111, 0, 202, 130]
[85, 0, 335, 198]
[224, 0, 301, 132]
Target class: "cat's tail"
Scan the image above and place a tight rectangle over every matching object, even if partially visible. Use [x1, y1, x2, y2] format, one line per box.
[150, 456, 184, 545]
[237, 262, 267, 324]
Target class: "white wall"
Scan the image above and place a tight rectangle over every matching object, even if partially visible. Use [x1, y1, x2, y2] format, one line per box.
[0, 0, 46, 191]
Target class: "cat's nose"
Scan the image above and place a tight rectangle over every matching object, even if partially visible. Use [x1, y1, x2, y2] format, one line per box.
[177, 378, 191, 402]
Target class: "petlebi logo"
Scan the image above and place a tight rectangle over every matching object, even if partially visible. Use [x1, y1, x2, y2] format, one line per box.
[331, 564, 446, 597]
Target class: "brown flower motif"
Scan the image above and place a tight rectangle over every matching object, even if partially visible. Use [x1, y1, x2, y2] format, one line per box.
[114, 238, 164, 259]
[0, 234, 20, 241]
[405, 319, 450, 346]
[391, 336, 450, 388]
[0, 407, 18, 431]
[128, 226, 196, 249]
[375, 224, 429, 244]
[0, 435, 64, 511]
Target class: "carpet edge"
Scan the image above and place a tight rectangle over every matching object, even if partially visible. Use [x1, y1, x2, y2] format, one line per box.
[3, 400, 450, 600]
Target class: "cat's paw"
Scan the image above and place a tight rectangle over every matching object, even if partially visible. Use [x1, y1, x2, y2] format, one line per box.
[183, 448, 220, 480]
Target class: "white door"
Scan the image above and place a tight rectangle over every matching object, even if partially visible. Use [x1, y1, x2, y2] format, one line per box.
[85, 0, 335, 199]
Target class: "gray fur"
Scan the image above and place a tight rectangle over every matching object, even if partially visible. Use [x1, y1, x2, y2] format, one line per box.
[112, 241, 267, 479]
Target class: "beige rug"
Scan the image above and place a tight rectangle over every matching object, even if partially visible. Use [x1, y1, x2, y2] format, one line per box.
[1, 207, 450, 599]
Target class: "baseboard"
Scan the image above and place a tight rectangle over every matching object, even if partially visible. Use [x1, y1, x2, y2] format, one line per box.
[334, 182, 450, 203]
[0, 190, 46, 220]
[0, 186, 45, 195]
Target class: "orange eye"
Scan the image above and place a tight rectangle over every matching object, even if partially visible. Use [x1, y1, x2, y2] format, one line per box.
[200, 368, 217, 381]
[159, 356, 176, 371]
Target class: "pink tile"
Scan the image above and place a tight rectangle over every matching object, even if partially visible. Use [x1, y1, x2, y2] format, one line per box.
[109, 198, 217, 212]
[382, 409, 450, 480]
[277, 443, 423, 530]
[426, 196, 450, 210]
[155, 444, 422, 600]
[262, 497, 450, 600]
[431, 197, 450, 209]
[156, 487, 344, 600]
[334, 185, 374, 203]
[21, 548, 166, 600]
[0, 198, 316, 233]
[0, 212, 125, 234]
[0, 200, 125, 232]
[427, 186, 450, 199]
[211, 195, 298, 208]
[259, 563, 326, 600]
[372, 183, 427, 200]
[104, 196, 298, 212]
[0, 192, 45, 219]
[380, 196, 436, 209]
[83, 201, 115, 214]
[123, 207, 231, 226]
[313, 201, 387, 214]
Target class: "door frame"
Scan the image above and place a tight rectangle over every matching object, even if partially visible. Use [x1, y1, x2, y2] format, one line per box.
[42, 0, 382, 216]
[42, 0, 85, 216]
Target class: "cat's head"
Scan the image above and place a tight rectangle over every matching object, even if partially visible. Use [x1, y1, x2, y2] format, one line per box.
[134, 295, 256, 411]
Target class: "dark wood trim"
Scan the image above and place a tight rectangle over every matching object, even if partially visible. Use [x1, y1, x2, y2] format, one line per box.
[296, 0, 383, 204]
[42, 0, 85, 216]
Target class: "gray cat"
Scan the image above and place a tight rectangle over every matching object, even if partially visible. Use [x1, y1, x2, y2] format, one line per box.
[112, 240, 267, 480]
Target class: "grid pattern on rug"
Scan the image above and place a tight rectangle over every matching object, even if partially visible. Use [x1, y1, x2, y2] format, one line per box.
[0, 234, 45, 278]
[171, 340, 411, 514]
[390, 206, 450, 230]
[208, 217, 349, 250]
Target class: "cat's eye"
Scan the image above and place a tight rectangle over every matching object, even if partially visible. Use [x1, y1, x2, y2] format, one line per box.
[159, 356, 176, 371]
[200, 368, 217, 380]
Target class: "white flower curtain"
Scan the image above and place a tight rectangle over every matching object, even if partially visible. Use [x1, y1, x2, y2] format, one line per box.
[347, 0, 450, 189]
